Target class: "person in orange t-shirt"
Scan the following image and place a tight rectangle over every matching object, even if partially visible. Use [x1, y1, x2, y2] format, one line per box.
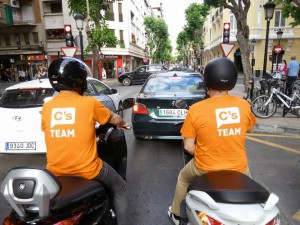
[42, 57, 130, 225]
[168, 57, 257, 225]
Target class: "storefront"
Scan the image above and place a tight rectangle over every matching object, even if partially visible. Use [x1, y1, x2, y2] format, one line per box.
[98, 55, 123, 80]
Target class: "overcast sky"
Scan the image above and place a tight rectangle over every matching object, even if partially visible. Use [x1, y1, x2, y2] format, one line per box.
[161, 0, 204, 47]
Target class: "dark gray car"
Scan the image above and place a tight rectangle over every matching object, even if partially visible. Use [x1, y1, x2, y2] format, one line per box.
[118, 64, 168, 86]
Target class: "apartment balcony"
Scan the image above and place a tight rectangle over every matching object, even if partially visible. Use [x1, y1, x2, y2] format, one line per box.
[13, 15, 36, 25]
[43, 13, 64, 29]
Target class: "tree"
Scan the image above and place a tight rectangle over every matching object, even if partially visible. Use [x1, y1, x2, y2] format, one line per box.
[67, 0, 120, 79]
[183, 3, 209, 69]
[274, 0, 300, 27]
[144, 16, 172, 64]
[204, 0, 252, 89]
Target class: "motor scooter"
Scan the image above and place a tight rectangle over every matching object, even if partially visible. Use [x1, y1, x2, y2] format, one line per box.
[173, 114, 280, 225]
[0, 98, 134, 225]
[179, 150, 280, 225]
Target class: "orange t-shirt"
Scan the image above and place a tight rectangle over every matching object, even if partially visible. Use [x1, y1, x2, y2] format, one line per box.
[181, 95, 256, 172]
[41, 91, 111, 179]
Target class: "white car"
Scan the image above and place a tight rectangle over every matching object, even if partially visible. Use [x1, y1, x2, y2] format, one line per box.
[0, 77, 122, 154]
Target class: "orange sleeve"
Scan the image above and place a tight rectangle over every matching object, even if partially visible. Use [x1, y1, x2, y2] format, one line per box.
[93, 99, 111, 125]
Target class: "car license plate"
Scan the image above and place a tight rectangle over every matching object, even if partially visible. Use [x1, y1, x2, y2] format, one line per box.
[5, 142, 36, 151]
[159, 109, 187, 117]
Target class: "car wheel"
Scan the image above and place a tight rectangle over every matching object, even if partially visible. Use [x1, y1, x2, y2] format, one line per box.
[118, 102, 124, 118]
[122, 78, 131, 86]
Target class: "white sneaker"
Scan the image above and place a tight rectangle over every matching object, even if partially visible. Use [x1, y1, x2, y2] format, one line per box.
[168, 206, 180, 225]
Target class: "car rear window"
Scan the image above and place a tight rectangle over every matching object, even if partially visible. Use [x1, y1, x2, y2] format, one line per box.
[0, 88, 55, 108]
[143, 76, 204, 94]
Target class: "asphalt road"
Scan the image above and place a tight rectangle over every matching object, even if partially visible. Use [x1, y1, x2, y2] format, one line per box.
[0, 81, 299, 225]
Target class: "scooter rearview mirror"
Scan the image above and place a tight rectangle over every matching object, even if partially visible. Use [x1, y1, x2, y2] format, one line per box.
[122, 98, 135, 110]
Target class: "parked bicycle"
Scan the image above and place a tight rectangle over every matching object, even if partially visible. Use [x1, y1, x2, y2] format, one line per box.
[251, 85, 300, 118]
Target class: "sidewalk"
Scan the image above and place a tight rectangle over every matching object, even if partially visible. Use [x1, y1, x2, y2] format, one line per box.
[230, 84, 300, 135]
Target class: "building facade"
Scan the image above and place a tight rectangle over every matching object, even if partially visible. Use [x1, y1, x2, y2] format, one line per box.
[202, 0, 300, 76]
[0, 0, 162, 81]
[0, 0, 46, 81]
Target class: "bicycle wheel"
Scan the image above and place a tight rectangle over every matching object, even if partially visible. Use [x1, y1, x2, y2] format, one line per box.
[251, 95, 277, 118]
[292, 98, 300, 117]
[292, 82, 300, 94]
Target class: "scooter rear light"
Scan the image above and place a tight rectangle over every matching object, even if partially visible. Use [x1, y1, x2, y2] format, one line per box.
[133, 103, 148, 114]
[53, 212, 84, 225]
[266, 215, 280, 225]
[196, 211, 224, 225]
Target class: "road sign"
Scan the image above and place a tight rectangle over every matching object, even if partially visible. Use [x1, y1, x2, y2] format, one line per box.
[61, 47, 78, 57]
[220, 43, 235, 58]
[273, 44, 283, 54]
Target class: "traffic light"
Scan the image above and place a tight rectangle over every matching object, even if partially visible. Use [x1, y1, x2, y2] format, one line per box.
[223, 23, 230, 43]
[64, 25, 74, 47]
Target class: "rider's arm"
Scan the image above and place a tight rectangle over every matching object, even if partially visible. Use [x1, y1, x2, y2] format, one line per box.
[108, 111, 129, 129]
[183, 138, 196, 155]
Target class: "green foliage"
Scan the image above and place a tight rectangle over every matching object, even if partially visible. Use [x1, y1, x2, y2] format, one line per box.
[144, 16, 172, 63]
[67, 0, 120, 50]
[274, 0, 300, 27]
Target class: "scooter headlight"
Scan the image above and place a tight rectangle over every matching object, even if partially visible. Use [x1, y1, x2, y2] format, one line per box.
[196, 211, 224, 225]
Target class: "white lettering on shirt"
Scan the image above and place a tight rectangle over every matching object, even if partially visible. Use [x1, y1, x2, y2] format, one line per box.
[215, 107, 241, 137]
[217, 128, 241, 136]
[50, 129, 75, 138]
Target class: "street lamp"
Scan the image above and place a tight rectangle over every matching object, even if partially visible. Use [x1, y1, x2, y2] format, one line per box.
[275, 29, 283, 71]
[74, 12, 85, 61]
[200, 46, 204, 74]
[262, 0, 275, 79]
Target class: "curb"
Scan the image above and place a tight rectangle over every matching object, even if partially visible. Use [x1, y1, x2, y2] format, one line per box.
[254, 124, 300, 135]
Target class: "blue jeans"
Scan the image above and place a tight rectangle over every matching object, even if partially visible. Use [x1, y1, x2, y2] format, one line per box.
[93, 162, 129, 225]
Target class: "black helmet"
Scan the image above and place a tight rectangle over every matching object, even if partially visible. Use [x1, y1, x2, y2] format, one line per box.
[203, 57, 238, 90]
[48, 57, 90, 93]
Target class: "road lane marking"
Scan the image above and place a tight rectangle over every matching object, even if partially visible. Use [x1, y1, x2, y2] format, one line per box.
[248, 133, 300, 139]
[293, 209, 300, 222]
[246, 136, 300, 155]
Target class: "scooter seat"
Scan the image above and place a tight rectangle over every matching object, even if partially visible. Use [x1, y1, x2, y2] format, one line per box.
[51, 176, 106, 210]
[187, 170, 270, 204]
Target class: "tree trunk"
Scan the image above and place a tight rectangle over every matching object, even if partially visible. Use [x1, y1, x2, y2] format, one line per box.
[93, 46, 100, 79]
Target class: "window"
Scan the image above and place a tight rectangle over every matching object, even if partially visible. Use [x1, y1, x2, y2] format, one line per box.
[50, 2, 62, 13]
[32, 32, 39, 44]
[118, 3, 123, 22]
[274, 11, 285, 27]
[24, 33, 30, 45]
[229, 13, 237, 30]
[15, 33, 20, 45]
[5, 34, 11, 46]
[105, 3, 114, 21]
[46, 29, 64, 40]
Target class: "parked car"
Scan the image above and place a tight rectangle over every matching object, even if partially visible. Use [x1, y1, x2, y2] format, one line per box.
[132, 71, 206, 140]
[170, 65, 194, 72]
[118, 64, 168, 86]
[0, 77, 122, 154]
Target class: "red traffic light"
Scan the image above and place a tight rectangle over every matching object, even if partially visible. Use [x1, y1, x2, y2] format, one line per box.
[64, 25, 72, 33]
[224, 23, 230, 30]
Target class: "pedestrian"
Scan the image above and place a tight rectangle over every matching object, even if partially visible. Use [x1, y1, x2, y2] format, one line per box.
[286, 56, 299, 95]
[168, 57, 256, 225]
[118, 67, 122, 77]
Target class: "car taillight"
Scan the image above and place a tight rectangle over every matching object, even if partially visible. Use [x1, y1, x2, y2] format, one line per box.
[133, 103, 148, 114]
[53, 212, 84, 225]
[197, 211, 224, 225]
